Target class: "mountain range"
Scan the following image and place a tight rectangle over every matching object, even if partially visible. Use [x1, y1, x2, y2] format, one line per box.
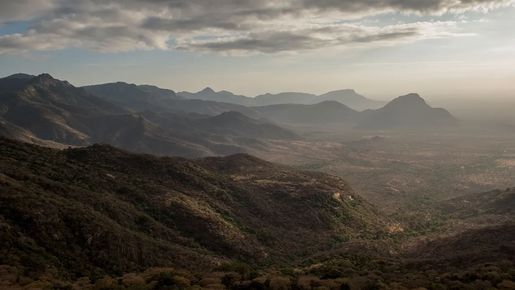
[178, 87, 385, 111]
[254, 93, 457, 129]
[0, 74, 296, 157]
[0, 73, 458, 158]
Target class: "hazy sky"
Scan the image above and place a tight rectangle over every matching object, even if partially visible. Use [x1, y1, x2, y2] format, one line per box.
[0, 0, 514, 101]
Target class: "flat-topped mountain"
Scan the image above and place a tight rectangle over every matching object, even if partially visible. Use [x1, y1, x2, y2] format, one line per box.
[0, 137, 386, 278]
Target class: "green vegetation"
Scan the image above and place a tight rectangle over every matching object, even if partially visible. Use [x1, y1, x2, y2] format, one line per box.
[0, 137, 514, 289]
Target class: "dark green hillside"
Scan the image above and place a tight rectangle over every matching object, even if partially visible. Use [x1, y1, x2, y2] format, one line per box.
[0, 138, 386, 280]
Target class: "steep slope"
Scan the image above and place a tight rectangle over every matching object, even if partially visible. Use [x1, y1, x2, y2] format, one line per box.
[316, 89, 385, 111]
[357, 93, 457, 130]
[0, 138, 387, 279]
[254, 101, 359, 125]
[0, 73, 124, 145]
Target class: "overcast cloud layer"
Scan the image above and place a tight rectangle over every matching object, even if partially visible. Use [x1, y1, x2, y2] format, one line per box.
[0, 0, 513, 54]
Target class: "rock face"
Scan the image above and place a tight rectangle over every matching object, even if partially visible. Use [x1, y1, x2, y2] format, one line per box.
[0, 137, 387, 278]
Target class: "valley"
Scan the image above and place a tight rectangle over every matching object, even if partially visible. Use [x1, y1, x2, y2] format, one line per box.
[0, 73, 514, 289]
[255, 133, 515, 212]
[2, 1, 515, 288]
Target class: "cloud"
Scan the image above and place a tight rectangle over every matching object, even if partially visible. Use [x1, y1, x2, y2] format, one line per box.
[298, 0, 515, 14]
[0, 0, 56, 23]
[179, 22, 461, 53]
[0, 0, 511, 54]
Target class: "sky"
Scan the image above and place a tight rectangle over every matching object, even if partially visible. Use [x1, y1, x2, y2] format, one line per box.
[0, 0, 514, 101]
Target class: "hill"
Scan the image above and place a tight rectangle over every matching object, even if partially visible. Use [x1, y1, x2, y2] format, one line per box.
[316, 89, 385, 111]
[357, 93, 457, 130]
[0, 137, 387, 279]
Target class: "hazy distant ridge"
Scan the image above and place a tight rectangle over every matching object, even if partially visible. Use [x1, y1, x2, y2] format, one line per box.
[178, 87, 385, 111]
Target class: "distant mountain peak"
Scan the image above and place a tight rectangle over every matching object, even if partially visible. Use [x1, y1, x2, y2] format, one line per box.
[35, 73, 55, 80]
[6, 73, 34, 79]
[357, 92, 456, 130]
[200, 87, 215, 93]
[387, 93, 427, 107]
[29, 73, 64, 87]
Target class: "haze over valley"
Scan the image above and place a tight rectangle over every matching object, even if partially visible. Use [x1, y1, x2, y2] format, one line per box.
[1, 1, 515, 289]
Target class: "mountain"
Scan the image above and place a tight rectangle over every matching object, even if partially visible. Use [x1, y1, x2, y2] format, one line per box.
[178, 87, 254, 106]
[190, 111, 298, 139]
[253, 92, 317, 106]
[87, 82, 259, 117]
[0, 137, 387, 279]
[178, 88, 384, 110]
[0, 74, 296, 157]
[0, 73, 124, 145]
[315, 89, 385, 111]
[82, 82, 182, 112]
[254, 101, 359, 125]
[357, 93, 457, 130]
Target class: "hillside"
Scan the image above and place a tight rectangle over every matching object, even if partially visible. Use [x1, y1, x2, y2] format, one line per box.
[0, 73, 124, 145]
[0, 138, 387, 279]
